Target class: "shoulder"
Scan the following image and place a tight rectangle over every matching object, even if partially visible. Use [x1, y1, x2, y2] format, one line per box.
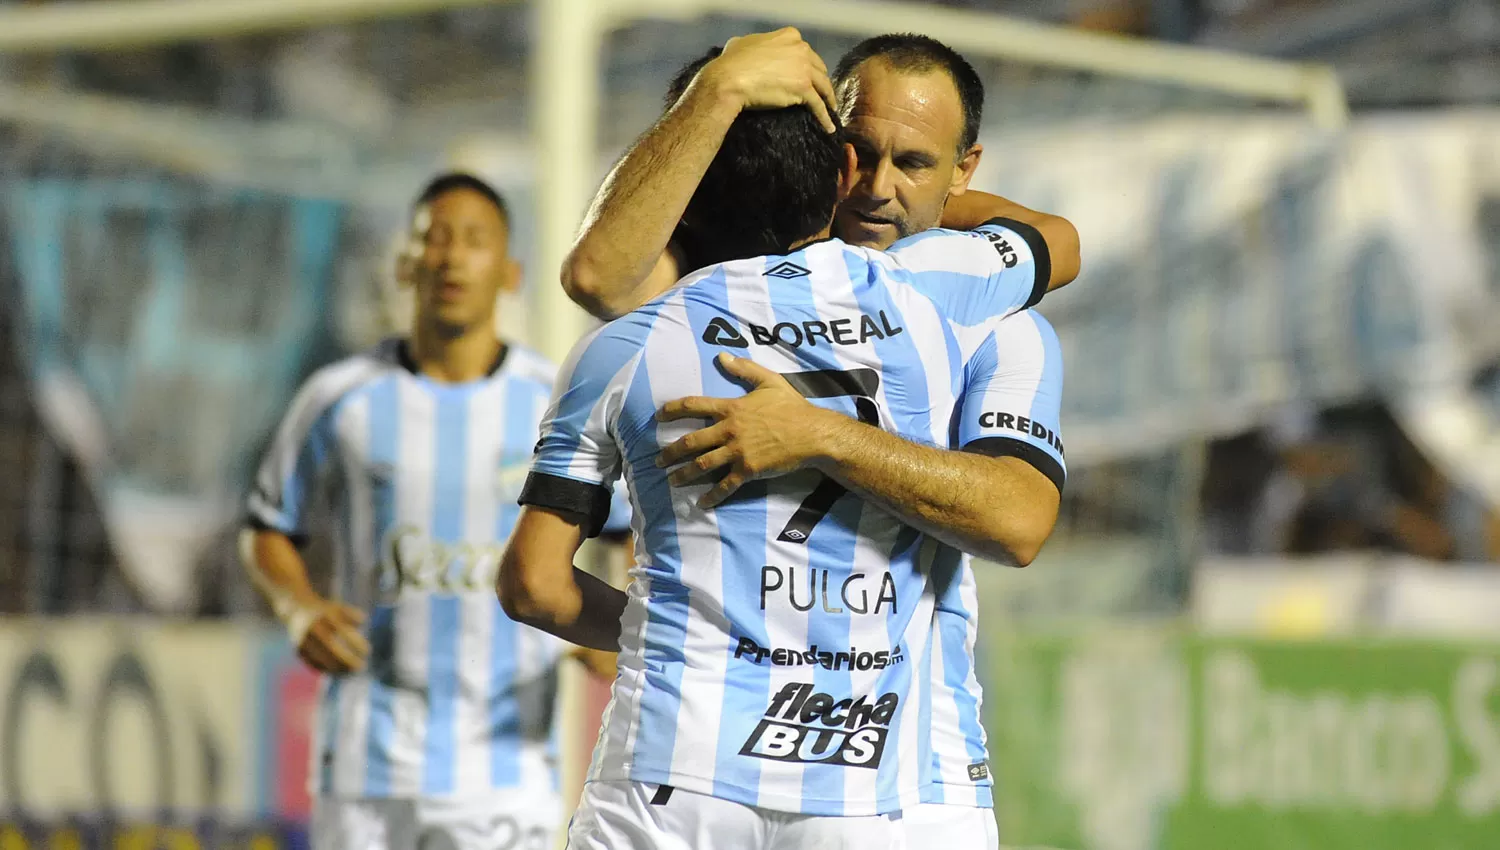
[990, 309, 1060, 355]
[293, 346, 395, 416]
[967, 309, 1062, 376]
[499, 343, 560, 388]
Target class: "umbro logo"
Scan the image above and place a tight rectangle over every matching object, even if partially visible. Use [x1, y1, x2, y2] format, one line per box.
[701, 317, 749, 349]
[767, 261, 810, 279]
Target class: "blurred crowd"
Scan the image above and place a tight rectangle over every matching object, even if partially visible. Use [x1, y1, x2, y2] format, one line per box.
[1201, 396, 1500, 563]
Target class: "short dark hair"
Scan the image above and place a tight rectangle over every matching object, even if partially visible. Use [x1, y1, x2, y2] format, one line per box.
[664, 48, 719, 109]
[414, 172, 510, 230]
[665, 49, 844, 271]
[832, 33, 984, 154]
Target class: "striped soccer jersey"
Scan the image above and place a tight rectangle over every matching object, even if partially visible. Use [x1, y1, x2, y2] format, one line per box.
[522, 220, 1057, 816]
[923, 308, 1066, 809]
[248, 338, 630, 799]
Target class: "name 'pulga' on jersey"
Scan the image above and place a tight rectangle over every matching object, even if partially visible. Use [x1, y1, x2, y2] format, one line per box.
[247, 339, 628, 799]
[523, 221, 1052, 817]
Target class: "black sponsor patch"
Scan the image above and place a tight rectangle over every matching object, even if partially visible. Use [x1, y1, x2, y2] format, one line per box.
[739, 683, 899, 769]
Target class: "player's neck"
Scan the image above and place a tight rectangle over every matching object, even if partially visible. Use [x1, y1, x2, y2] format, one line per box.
[407, 318, 506, 384]
[788, 224, 835, 252]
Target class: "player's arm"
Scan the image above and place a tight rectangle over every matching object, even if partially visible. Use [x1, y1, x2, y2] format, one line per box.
[240, 528, 370, 672]
[562, 28, 836, 320]
[658, 314, 1066, 565]
[570, 645, 619, 681]
[499, 326, 638, 649]
[942, 190, 1081, 292]
[241, 376, 370, 673]
[498, 506, 626, 652]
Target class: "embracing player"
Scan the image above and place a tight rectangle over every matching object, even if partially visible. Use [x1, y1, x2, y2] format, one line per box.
[499, 43, 1070, 849]
[558, 29, 1079, 849]
[241, 173, 625, 850]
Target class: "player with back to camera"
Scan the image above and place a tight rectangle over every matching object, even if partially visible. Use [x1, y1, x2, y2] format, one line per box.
[559, 29, 1081, 850]
[497, 40, 1070, 850]
[240, 173, 628, 850]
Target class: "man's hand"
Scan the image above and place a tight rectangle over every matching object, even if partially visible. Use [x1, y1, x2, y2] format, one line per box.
[294, 595, 370, 675]
[699, 28, 838, 134]
[656, 354, 839, 508]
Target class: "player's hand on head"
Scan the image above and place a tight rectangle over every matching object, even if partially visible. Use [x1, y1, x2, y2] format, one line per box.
[295, 598, 370, 675]
[703, 27, 838, 134]
[655, 354, 837, 508]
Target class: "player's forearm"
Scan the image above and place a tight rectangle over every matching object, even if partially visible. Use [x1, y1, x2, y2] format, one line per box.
[499, 559, 625, 652]
[562, 79, 742, 319]
[810, 416, 1059, 566]
[942, 190, 1081, 291]
[572, 646, 620, 681]
[239, 528, 322, 611]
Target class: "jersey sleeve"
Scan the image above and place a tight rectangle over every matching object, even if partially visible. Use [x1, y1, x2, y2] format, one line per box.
[521, 325, 638, 538]
[886, 217, 1052, 325]
[247, 376, 343, 544]
[956, 310, 1066, 492]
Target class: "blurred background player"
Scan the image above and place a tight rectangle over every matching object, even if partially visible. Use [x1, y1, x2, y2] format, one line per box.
[240, 173, 624, 850]
[559, 30, 1078, 848]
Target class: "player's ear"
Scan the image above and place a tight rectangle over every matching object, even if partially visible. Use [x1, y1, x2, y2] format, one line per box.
[837, 142, 858, 201]
[394, 244, 417, 289]
[948, 142, 982, 197]
[500, 257, 523, 295]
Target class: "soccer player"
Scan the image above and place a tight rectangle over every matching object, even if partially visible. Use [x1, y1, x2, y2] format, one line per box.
[497, 50, 1063, 849]
[559, 30, 1077, 849]
[240, 173, 624, 850]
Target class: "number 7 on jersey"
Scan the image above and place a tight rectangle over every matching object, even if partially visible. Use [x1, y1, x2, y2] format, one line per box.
[775, 368, 882, 544]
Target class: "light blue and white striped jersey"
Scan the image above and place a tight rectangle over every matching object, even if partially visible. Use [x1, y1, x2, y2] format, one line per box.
[923, 308, 1067, 809]
[248, 337, 630, 799]
[523, 221, 1050, 816]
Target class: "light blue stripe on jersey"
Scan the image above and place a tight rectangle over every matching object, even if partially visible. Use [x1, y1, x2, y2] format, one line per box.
[932, 545, 990, 793]
[626, 346, 694, 782]
[491, 378, 535, 787]
[956, 329, 1000, 449]
[844, 252, 935, 806]
[363, 377, 400, 796]
[422, 390, 469, 795]
[918, 615, 938, 803]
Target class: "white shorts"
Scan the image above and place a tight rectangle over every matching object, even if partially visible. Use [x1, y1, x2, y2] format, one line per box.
[565, 780, 906, 850]
[901, 803, 999, 850]
[312, 790, 562, 850]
